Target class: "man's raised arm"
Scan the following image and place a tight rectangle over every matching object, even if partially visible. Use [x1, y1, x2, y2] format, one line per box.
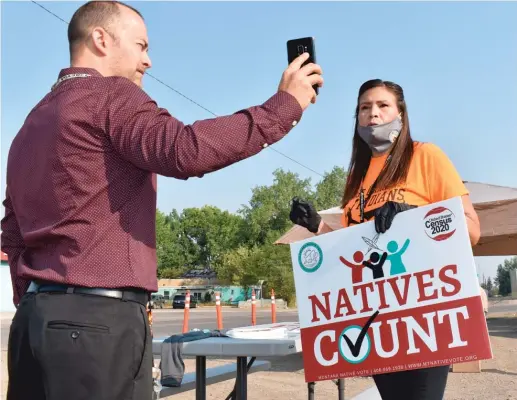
[104, 52, 323, 178]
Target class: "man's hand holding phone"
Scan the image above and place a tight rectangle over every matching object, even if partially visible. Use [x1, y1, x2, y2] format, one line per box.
[278, 52, 323, 110]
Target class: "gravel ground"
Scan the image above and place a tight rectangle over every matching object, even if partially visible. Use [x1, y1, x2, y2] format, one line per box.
[160, 316, 517, 400]
[2, 315, 516, 400]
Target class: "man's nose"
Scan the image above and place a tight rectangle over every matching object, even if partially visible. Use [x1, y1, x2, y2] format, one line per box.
[143, 53, 152, 69]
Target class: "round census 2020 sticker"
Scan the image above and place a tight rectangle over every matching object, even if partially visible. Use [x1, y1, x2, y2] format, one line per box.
[298, 242, 323, 273]
[423, 206, 456, 241]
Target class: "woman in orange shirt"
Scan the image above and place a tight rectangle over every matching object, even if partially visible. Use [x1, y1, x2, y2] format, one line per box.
[290, 79, 481, 400]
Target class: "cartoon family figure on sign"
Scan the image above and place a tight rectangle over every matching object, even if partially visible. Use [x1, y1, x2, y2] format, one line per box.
[339, 233, 411, 283]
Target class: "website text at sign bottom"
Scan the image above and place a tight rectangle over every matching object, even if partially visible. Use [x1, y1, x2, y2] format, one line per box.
[316, 355, 478, 380]
[300, 296, 491, 382]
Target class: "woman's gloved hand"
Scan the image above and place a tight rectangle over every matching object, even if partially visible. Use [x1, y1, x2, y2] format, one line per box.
[373, 201, 417, 233]
[289, 197, 321, 233]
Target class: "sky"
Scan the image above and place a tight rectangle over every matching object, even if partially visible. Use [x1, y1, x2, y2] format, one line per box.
[1, 1, 516, 280]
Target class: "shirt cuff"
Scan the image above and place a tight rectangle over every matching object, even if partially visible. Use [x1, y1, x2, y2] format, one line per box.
[263, 91, 303, 133]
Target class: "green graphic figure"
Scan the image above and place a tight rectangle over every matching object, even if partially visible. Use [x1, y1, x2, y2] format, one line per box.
[386, 239, 410, 275]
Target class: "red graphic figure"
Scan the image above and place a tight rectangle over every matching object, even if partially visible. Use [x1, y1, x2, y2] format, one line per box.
[339, 251, 366, 284]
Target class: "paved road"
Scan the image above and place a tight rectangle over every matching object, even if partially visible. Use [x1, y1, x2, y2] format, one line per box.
[3, 301, 515, 350]
[1, 308, 298, 350]
[487, 304, 517, 314]
[151, 308, 298, 338]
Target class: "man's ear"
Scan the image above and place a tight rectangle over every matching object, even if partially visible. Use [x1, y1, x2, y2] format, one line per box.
[91, 27, 111, 56]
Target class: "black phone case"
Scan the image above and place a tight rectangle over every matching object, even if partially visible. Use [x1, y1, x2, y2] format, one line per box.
[286, 37, 318, 94]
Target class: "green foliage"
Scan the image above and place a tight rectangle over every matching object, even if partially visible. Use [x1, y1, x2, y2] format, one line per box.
[237, 169, 315, 246]
[314, 166, 347, 210]
[180, 206, 244, 267]
[495, 256, 517, 296]
[156, 210, 186, 278]
[485, 277, 493, 294]
[155, 166, 348, 305]
[215, 245, 254, 285]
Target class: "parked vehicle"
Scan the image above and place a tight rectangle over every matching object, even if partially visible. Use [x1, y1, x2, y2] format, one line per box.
[150, 293, 165, 309]
[172, 294, 198, 309]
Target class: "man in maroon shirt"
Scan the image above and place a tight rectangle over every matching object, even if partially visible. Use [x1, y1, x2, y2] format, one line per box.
[1, 1, 323, 399]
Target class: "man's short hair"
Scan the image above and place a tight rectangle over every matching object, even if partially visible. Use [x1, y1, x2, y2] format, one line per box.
[68, 1, 143, 58]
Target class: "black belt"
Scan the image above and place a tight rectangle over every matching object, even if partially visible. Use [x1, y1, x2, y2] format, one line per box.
[27, 281, 150, 307]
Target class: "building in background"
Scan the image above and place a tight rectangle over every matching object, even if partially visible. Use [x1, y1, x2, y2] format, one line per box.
[156, 269, 262, 305]
[0, 259, 263, 311]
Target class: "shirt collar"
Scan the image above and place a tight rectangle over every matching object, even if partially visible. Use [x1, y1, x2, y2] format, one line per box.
[57, 67, 103, 79]
[370, 152, 390, 167]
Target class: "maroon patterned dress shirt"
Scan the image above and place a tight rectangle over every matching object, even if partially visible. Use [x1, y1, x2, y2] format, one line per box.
[1, 67, 303, 305]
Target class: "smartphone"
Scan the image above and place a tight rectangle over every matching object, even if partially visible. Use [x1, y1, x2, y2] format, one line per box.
[286, 37, 318, 94]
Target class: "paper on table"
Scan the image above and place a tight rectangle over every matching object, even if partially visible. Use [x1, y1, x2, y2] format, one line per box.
[226, 323, 296, 339]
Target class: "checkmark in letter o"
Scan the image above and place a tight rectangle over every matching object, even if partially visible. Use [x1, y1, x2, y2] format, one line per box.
[339, 310, 379, 364]
[339, 325, 372, 364]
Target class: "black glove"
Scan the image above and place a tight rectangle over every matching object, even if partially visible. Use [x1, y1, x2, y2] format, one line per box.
[289, 197, 321, 233]
[373, 201, 417, 233]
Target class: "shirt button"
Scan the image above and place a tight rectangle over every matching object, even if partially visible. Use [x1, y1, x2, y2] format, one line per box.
[292, 120, 298, 127]
[71, 331, 80, 339]
[262, 143, 269, 148]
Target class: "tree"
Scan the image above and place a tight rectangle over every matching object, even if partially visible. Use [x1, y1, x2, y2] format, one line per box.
[238, 168, 314, 246]
[495, 257, 517, 296]
[504, 256, 517, 271]
[156, 210, 179, 277]
[485, 277, 493, 294]
[156, 209, 195, 278]
[314, 166, 347, 210]
[258, 244, 297, 306]
[215, 243, 297, 306]
[496, 265, 510, 296]
[155, 165, 349, 305]
[156, 205, 246, 277]
[216, 165, 348, 305]
[215, 245, 254, 285]
[180, 206, 245, 268]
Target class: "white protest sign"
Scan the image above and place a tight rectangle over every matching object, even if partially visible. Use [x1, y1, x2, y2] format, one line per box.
[290, 196, 492, 382]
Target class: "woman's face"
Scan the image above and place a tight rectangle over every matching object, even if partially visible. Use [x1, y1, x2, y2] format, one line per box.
[357, 86, 400, 127]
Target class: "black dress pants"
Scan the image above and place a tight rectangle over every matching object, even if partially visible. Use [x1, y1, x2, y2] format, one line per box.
[373, 365, 450, 400]
[7, 291, 153, 400]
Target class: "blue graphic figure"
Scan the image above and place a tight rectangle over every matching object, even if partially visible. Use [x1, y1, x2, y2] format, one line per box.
[386, 239, 410, 275]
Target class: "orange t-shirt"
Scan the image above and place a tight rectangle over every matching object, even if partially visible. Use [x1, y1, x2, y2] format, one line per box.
[341, 142, 469, 228]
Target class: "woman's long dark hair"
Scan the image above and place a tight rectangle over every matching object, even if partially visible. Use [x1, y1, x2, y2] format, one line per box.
[341, 79, 415, 208]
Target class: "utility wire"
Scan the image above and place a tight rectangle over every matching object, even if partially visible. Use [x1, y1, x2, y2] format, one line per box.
[31, 0, 326, 178]
[32, 0, 69, 24]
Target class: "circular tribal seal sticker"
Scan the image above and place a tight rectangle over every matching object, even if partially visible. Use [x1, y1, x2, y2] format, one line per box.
[298, 242, 323, 273]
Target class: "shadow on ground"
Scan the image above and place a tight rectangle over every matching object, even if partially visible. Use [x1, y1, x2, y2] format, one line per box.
[480, 368, 517, 376]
